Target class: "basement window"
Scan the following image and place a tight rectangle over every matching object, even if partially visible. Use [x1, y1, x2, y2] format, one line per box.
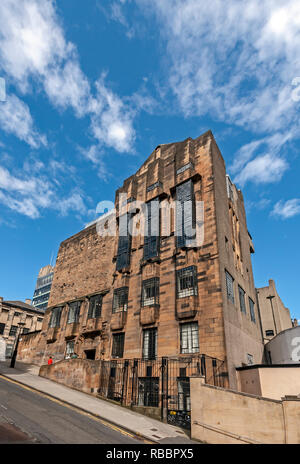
[111, 333, 125, 358]
[176, 266, 197, 298]
[142, 328, 157, 360]
[138, 377, 159, 407]
[247, 354, 254, 365]
[141, 278, 159, 307]
[112, 287, 128, 313]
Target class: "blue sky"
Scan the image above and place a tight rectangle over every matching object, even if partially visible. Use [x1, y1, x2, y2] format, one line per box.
[0, 0, 299, 321]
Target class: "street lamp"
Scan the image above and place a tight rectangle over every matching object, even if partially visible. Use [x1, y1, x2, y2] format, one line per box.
[266, 295, 277, 336]
[10, 322, 26, 368]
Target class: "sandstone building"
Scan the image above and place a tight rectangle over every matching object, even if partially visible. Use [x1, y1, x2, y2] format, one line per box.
[0, 297, 44, 359]
[18, 131, 265, 392]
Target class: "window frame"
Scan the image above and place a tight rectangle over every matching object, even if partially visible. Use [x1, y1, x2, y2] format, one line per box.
[238, 285, 246, 313]
[88, 294, 102, 319]
[111, 332, 125, 358]
[141, 278, 160, 307]
[49, 306, 62, 328]
[180, 322, 199, 354]
[176, 266, 198, 298]
[225, 270, 235, 304]
[142, 327, 157, 360]
[249, 297, 256, 323]
[112, 287, 129, 314]
[67, 301, 81, 324]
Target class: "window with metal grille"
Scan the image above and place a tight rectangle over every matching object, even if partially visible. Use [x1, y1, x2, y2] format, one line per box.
[143, 328, 157, 360]
[0, 323, 5, 335]
[249, 297, 256, 323]
[176, 266, 197, 298]
[175, 179, 196, 248]
[138, 378, 159, 407]
[9, 325, 17, 336]
[225, 270, 235, 303]
[22, 328, 29, 334]
[180, 322, 199, 354]
[112, 287, 128, 313]
[238, 285, 246, 313]
[111, 333, 125, 358]
[116, 214, 132, 271]
[141, 278, 159, 306]
[67, 301, 81, 324]
[88, 294, 102, 319]
[49, 307, 62, 328]
[65, 340, 75, 359]
[143, 200, 160, 260]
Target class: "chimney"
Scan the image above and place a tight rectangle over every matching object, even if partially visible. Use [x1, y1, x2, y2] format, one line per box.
[25, 299, 32, 306]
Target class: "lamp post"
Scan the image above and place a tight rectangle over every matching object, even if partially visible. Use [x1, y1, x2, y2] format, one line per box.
[266, 295, 277, 336]
[10, 322, 26, 368]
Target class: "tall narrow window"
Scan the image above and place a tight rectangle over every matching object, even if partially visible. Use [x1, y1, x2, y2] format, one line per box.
[49, 307, 62, 328]
[238, 286, 246, 313]
[116, 213, 131, 271]
[176, 179, 196, 248]
[65, 340, 75, 359]
[9, 325, 17, 336]
[249, 297, 256, 323]
[180, 322, 199, 354]
[141, 278, 159, 306]
[144, 200, 160, 260]
[88, 295, 102, 319]
[176, 266, 198, 298]
[111, 333, 125, 358]
[143, 328, 157, 360]
[112, 287, 128, 313]
[67, 301, 81, 324]
[0, 323, 5, 335]
[225, 270, 235, 303]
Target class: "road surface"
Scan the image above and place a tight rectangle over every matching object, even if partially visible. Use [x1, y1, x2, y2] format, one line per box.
[0, 375, 144, 444]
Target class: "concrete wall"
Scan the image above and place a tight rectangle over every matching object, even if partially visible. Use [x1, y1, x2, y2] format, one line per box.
[190, 376, 300, 444]
[257, 279, 292, 343]
[237, 365, 300, 400]
[265, 326, 300, 364]
[39, 358, 101, 395]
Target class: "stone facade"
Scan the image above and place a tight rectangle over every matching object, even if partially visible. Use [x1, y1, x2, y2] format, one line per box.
[18, 131, 264, 389]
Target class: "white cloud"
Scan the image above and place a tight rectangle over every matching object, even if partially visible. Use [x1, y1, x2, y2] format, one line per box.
[0, 163, 87, 219]
[137, 0, 300, 134]
[90, 76, 136, 152]
[234, 153, 288, 186]
[0, 0, 137, 153]
[0, 94, 46, 147]
[272, 199, 300, 219]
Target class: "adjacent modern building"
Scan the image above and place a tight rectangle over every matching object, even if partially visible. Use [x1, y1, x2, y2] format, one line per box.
[32, 265, 54, 312]
[257, 279, 293, 344]
[0, 297, 44, 359]
[18, 131, 265, 391]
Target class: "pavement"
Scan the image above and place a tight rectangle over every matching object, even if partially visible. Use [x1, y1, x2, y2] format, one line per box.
[0, 361, 196, 444]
